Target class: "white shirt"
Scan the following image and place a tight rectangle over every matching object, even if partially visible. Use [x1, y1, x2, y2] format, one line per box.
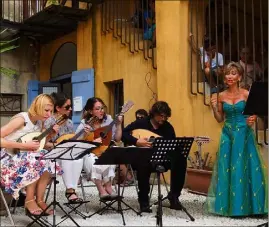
[200, 47, 224, 69]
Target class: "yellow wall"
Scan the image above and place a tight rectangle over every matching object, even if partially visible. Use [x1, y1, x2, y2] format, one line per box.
[93, 5, 157, 124]
[156, 1, 222, 169]
[39, 32, 77, 81]
[39, 0, 267, 175]
[77, 16, 93, 69]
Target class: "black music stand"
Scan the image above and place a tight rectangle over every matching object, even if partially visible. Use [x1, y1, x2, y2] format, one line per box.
[87, 146, 148, 226]
[26, 140, 99, 227]
[148, 137, 195, 227]
[243, 81, 268, 116]
[243, 82, 268, 227]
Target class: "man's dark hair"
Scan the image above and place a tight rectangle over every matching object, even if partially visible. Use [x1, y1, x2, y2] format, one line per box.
[149, 101, 171, 118]
[204, 37, 216, 50]
[135, 109, 148, 118]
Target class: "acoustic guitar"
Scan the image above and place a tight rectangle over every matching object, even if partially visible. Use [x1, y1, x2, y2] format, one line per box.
[90, 100, 134, 157]
[11, 114, 68, 154]
[55, 116, 99, 144]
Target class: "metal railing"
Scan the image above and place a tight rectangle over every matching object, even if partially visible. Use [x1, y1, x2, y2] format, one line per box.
[1, 0, 59, 23]
[100, 0, 157, 69]
[189, 0, 268, 145]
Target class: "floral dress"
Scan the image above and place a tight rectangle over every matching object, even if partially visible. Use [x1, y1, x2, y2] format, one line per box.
[0, 112, 63, 200]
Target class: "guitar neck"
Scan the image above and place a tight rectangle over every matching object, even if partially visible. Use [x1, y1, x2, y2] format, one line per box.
[35, 126, 54, 141]
[72, 129, 85, 140]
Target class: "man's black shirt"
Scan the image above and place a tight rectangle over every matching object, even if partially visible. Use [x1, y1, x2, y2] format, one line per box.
[122, 117, 176, 145]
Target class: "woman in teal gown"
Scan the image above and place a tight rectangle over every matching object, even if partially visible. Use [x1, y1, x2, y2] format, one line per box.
[206, 62, 268, 217]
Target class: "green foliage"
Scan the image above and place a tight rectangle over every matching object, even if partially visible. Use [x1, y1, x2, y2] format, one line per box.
[0, 35, 20, 77]
[0, 67, 18, 77]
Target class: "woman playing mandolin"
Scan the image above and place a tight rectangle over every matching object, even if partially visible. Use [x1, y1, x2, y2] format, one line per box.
[44, 92, 84, 203]
[76, 97, 123, 199]
[0, 94, 62, 216]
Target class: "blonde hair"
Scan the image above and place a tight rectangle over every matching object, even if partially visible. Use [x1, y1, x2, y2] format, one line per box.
[224, 61, 244, 76]
[28, 94, 54, 117]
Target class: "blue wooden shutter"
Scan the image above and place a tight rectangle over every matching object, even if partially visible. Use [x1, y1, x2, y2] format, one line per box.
[27, 80, 39, 108]
[72, 69, 94, 130]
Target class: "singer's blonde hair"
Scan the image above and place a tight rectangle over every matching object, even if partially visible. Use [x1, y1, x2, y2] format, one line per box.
[28, 94, 54, 117]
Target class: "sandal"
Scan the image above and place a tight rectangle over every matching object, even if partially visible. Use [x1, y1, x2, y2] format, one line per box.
[65, 191, 83, 204]
[25, 199, 47, 217]
[37, 200, 53, 215]
[120, 179, 135, 187]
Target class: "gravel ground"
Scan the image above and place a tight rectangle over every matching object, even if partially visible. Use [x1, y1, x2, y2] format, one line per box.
[1, 178, 267, 226]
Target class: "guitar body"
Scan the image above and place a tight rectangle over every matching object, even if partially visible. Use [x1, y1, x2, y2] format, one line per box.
[18, 132, 46, 152]
[55, 133, 76, 144]
[92, 145, 108, 157]
[83, 132, 95, 142]
[85, 126, 112, 157]
[84, 126, 112, 145]
[131, 129, 161, 140]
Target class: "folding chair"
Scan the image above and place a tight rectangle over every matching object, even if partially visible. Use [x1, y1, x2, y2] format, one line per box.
[120, 164, 139, 197]
[45, 174, 90, 220]
[0, 188, 15, 227]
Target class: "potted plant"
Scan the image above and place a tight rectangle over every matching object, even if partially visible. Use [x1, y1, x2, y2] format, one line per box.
[185, 136, 213, 196]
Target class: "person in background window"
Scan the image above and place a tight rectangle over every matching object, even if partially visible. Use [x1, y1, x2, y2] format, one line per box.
[207, 62, 268, 217]
[0, 94, 62, 216]
[135, 109, 148, 120]
[143, 0, 156, 48]
[239, 46, 262, 90]
[200, 37, 224, 93]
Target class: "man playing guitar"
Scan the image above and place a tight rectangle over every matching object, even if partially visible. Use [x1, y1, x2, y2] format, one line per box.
[122, 101, 186, 213]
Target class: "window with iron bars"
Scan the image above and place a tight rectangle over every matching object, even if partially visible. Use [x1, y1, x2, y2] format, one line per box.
[189, 0, 268, 145]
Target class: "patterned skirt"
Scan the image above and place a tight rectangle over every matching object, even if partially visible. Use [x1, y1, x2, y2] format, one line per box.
[0, 149, 63, 200]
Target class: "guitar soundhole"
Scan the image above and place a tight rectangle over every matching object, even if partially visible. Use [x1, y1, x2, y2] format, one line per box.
[100, 132, 106, 138]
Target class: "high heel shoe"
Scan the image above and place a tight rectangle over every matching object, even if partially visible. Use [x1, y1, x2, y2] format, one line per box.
[25, 199, 46, 217]
[37, 200, 53, 215]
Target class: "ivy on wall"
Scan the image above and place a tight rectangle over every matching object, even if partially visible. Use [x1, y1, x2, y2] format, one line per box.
[0, 30, 20, 77]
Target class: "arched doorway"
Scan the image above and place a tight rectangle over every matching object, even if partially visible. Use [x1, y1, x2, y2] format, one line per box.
[50, 42, 77, 98]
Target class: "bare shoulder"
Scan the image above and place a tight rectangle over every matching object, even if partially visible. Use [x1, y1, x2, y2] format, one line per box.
[6, 115, 25, 127]
[1, 115, 25, 137]
[240, 88, 249, 99]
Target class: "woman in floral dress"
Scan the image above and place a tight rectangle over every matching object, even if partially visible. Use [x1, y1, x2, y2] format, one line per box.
[0, 94, 62, 216]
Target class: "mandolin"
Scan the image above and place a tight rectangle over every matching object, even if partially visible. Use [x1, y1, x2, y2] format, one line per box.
[55, 116, 99, 144]
[12, 114, 68, 154]
[131, 129, 210, 145]
[90, 100, 134, 157]
[131, 129, 161, 142]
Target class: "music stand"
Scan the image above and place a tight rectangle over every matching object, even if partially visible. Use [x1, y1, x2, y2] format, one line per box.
[26, 140, 99, 227]
[243, 81, 268, 116]
[148, 137, 195, 227]
[87, 146, 149, 225]
[243, 82, 269, 227]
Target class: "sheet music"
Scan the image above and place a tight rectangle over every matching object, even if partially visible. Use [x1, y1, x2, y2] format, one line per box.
[42, 141, 97, 160]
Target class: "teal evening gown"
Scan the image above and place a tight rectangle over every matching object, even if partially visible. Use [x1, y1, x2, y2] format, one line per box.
[206, 100, 268, 216]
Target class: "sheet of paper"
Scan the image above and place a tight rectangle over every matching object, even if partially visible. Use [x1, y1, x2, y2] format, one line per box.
[73, 96, 83, 112]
